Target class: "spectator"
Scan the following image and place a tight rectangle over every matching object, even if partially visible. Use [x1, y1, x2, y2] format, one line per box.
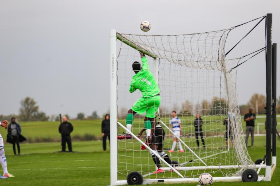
[244, 108, 256, 147]
[101, 114, 110, 152]
[194, 114, 205, 149]
[59, 116, 73, 152]
[7, 117, 26, 155]
[223, 116, 234, 148]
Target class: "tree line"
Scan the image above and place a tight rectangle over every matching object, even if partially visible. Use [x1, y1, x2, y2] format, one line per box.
[0, 97, 100, 122]
[1, 94, 279, 122]
[118, 93, 280, 118]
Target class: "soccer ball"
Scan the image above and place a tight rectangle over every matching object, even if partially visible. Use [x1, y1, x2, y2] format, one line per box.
[198, 173, 213, 185]
[140, 21, 151, 32]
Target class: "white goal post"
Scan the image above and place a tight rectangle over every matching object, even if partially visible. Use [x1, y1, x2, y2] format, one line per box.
[110, 13, 276, 186]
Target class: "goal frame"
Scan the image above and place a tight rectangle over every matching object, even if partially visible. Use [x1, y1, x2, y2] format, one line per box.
[110, 13, 277, 185]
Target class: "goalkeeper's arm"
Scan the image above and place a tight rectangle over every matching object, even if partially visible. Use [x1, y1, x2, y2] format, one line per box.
[140, 52, 149, 71]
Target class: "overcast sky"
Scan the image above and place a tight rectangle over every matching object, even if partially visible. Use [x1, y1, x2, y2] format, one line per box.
[0, 0, 279, 118]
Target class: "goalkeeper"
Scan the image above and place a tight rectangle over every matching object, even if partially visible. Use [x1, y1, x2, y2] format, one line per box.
[124, 52, 160, 140]
[0, 120, 14, 178]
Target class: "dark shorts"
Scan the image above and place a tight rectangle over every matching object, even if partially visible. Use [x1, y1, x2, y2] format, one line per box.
[224, 130, 233, 140]
[151, 126, 165, 145]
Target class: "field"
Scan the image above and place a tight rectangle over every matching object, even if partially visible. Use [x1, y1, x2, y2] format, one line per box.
[0, 117, 279, 186]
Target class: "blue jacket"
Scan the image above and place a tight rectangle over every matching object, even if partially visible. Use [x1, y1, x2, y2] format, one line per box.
[8, 122, 22, 135]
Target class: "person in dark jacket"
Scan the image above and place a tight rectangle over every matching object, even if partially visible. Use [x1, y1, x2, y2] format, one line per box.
[244, 108, 256, 147]
[194, 114, 205, 149]
[59, 116, 73, 152]
[8, 117, 22, 155]
[101, 114, 110, 151]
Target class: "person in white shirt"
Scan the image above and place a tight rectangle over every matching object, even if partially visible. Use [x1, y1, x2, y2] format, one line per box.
[0, 120, 14, 178]
[168, 111, 184, 153]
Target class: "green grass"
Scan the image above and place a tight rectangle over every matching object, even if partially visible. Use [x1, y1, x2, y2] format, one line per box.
[0, 136, 279, 186]
[1, 118, 279, 185]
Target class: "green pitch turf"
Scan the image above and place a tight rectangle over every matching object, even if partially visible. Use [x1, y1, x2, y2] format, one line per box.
[1, 136, 280, 186]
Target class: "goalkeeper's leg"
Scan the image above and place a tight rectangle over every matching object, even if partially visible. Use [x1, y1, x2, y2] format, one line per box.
[126, 109, 137, 133]
[126, 97, 146, 133]
[144, 117, 156, 140]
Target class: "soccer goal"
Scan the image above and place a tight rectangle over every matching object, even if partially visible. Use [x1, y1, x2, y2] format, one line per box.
[110, 13, 277, 185]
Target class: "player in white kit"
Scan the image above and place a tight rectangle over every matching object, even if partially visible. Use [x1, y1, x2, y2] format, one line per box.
[0, 120, 14, 178]
[168, 111, 184, 153]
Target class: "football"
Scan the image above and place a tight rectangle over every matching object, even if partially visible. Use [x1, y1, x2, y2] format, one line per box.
[198, 173, 213, 185]
[140, 21, 151, 32]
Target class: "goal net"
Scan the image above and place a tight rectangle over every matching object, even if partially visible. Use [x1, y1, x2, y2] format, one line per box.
[110, 17, 267, 185]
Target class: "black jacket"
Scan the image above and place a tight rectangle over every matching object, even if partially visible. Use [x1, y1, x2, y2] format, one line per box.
[194, 117, 203, 128]
[7, 122, 26, 143]
[59, 121, 73, 136]
[244, 113, 256, 127]
[101, 119, 110, 134]
[8, 122, 21, 135]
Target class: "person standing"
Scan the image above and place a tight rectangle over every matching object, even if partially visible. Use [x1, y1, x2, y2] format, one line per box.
[244, 108, 256, 147]
[8, 117, 22, 155]
[101, 114, 110, 151]
[168, 111, 184, 153]
[223, 117, 234, 148]
[194, 114, 206, 149]
[59, 116, 73, 152]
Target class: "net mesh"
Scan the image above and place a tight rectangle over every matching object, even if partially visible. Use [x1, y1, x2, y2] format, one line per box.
[115, 29, 255, 180]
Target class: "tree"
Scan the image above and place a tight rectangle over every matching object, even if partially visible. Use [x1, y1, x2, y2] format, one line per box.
[19, 97, 39, 121]
[92, 111, 99, 119]
[34, 112, 49, 121]
[0, 114, 17, 121]
[180, 100, 193, 116]
[277, 95, 280, 105]
[201, 100, 211, 115]
[247, 93, 266, 114]
[77, 113, 85, 120]
[277, 105, 280, 114]
[194, 103, 201, 115]
[239, 104, 248, 115]
[210, 97, 228, 115]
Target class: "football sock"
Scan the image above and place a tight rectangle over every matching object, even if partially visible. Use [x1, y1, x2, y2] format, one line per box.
[126, 113, 134, 129]
[144, 120, 151, 129]
[178, 142, 183, 151]
[151, 152, 161, 168]
[146, 129, 151, 139]
[159, 151, 172, 164]
[127, 124, 132, 133]
[172, 141, 176, 150]
[145, 120, 152, 139]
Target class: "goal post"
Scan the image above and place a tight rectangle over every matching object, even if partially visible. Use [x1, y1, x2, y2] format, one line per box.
[265, 13, 272, 181]
[110, 29, 118, 186]
[110, 14, 276, 185]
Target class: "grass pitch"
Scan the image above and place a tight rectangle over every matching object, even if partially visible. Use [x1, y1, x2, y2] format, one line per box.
[1, 136, 280, 186]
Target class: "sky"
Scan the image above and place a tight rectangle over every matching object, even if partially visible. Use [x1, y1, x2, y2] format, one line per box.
[0, 0, 279, 118]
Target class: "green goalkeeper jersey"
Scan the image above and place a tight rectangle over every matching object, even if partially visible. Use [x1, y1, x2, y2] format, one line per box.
[129, 57, 160, 97]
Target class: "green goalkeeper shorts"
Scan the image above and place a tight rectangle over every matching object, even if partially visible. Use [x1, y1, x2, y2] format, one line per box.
[131, 95, 161, 118]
